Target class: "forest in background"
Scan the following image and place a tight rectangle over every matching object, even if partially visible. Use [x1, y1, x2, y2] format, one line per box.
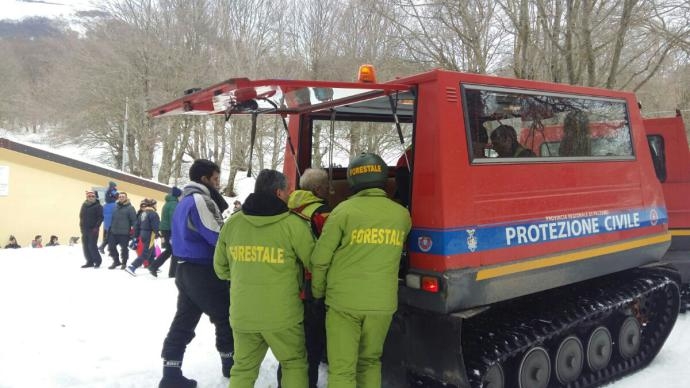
[0, 0, 688, 194]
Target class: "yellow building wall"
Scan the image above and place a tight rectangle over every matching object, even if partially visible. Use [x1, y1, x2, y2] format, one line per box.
[0, 148, 168, 248]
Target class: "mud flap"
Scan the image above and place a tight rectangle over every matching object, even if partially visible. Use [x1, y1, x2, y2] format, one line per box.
[382, 305, 469, 388]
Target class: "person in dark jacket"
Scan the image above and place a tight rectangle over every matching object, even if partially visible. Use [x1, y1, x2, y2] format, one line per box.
[126, 198, 160, 276]
[490, 125, 536, 158]
[107, 192, 137, 269]
[99, 182, 118, 253]
[157, 159, 233, 388]
[4, 235, 20, 249]
[149, 186, 182, 277]
[46, 235, 59, 246]
[80, 190, 104, 268]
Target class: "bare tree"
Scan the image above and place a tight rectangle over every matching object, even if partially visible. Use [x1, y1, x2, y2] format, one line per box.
[501, 0, 690, 89]
[371, 0, 506, 73]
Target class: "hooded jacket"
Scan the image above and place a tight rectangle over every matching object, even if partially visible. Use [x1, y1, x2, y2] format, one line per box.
[172, 182, 224, 264]
[288, 189, 331, 300]
[159, 194, 179, 231]
[287, 190, 330, 237]
[214, 192, 315, 332]
[135, 207, 160, 236]
[311, 188, 411, 314]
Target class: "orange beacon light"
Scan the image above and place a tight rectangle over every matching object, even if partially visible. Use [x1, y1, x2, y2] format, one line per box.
[358, 64, 377, 83]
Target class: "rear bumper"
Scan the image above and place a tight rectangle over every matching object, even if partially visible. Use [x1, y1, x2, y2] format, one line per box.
[400, 235, 671, 313]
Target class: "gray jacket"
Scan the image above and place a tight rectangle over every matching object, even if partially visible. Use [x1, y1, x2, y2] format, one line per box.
[109, 200, 137, 235]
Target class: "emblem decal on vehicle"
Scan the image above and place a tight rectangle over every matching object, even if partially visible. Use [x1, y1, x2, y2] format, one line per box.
[650, 208, 659, 226]
[418, 236, 433, 252]
[467, 229, 478, 252]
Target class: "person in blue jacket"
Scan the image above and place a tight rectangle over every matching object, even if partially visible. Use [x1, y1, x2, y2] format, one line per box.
[157, 159, 233, 388]
[98, 183, 118, 253]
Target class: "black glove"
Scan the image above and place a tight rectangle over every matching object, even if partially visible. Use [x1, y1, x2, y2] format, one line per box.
[129, 238, 138, 250]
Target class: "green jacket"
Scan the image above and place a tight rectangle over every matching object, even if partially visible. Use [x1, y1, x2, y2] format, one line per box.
[288, 190, 325, 217]
[214, 193, 316, 332]
[288, 190, 330, 237]
[311, 188, 411, 314]
[159, 194, 178, 231]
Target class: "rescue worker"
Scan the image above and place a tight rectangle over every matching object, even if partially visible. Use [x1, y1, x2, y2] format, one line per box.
[311, 153, 412, 388]
[214, 169, 316, 388]
[277, 168, 331, 388]
[490, 124, 536, 157]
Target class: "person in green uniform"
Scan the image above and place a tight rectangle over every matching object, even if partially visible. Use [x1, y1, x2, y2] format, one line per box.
[214, 169, 316, 388]
[278, 168, 332, 388]
[311, 153, 412, 388]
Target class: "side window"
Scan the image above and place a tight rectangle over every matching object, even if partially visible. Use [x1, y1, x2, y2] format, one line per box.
[462, 86, 633, 161]
[647, 135, 667, 182]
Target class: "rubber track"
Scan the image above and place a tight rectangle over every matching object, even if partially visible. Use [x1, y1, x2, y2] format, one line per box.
[680, 283, 690, 313]
[462, 268, 680, 388]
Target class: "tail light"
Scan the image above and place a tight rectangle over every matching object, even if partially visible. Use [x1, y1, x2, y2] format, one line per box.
[405, 273, 440, 293]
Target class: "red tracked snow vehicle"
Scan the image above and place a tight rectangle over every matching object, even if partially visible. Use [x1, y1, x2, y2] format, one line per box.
[149, 68, 689, 388]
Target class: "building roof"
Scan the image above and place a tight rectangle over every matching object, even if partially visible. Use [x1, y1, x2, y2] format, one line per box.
[0, 137, 170, 192]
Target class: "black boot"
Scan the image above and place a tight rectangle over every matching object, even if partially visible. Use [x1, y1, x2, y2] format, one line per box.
[159, 360, 197, 388]
[108, 261, 121, 270]
[149, 262, 159, 277]
[220, 351, 234, 378]
[81, 263, 93, 268]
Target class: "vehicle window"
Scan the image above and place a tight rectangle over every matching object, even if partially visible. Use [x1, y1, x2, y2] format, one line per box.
[646, 135, 667, 182]
[462, 85, 633, 161]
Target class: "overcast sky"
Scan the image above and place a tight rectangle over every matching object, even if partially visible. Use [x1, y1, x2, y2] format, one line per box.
[2, 0, 97, 20]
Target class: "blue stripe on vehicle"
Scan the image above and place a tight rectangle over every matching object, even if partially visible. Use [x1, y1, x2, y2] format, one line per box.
[408, 207, 668, 255]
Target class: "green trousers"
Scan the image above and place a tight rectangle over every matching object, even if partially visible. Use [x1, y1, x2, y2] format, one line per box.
[325, 307, 393, 388]
[230, 323, 307, 388]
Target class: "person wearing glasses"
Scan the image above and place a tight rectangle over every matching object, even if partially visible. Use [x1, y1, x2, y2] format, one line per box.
[79, 190, 103, 268]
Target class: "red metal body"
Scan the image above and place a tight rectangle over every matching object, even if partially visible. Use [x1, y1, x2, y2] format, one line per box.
[644, 114, 690, 282]
[148, 68, 687, 388]
[644, 115, 690, 230]
[149, 69, 675, 313]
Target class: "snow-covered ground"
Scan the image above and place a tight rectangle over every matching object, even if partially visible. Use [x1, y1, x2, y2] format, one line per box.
[0, 246, 688, 387]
